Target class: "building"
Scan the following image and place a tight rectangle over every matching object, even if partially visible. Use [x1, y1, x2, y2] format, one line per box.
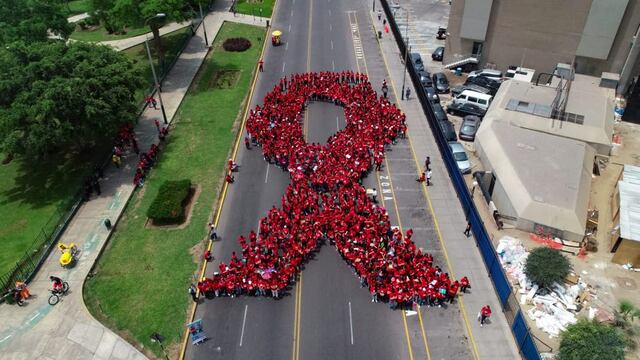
[609, 165, 640, 266]
[474, 73, 615, 241]
[445, 0, 640, 94]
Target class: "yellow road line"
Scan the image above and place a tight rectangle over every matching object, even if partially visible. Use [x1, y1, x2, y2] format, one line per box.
[292, 274, 299, 360]
[417, 306, 431, 359]
[177, 4, 275, 359]
[401, 311, 415, 360]
[372, 11, 481, 359]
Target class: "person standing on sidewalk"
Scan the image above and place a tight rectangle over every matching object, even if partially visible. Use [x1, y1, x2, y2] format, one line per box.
[479, 305, 492, 327]
[464, 222, 472, 237]
[425, 156, 431, 171]
[188, 284, 198, 302]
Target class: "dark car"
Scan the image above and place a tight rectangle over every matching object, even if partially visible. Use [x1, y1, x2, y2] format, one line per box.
[418, 70, 433, 88]
[458, 115, 481, 141]
[432, 46, 444, 61]
[446, 102, 487, 117]
[409, 53, 425, 72]
[432, 72, 450, 93]
[431, 103, 449, 122]
[451, 83, 493, 97]
[425, 87, 440, 105]
[438, 120, 457, 142]
[465, 75, 501, 93]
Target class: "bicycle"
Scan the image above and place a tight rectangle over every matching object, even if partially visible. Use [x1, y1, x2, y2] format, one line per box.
[48, 282, 69, 306]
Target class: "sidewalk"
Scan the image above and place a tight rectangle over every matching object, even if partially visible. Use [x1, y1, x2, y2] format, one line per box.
[0, 2, 265, 359]
[369, 2, 521, 358]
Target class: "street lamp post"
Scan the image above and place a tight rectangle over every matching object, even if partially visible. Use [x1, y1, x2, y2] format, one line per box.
[144, 37, 168, 124]
[401, 11, 410, 100]
[145, 13, 166, 70]
[373, 0, 376, 12]
[199, 3, 209, 46]
[150, 333, 169, 360]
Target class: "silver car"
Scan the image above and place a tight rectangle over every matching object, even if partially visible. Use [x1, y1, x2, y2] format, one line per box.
[447, 141, 471, 174]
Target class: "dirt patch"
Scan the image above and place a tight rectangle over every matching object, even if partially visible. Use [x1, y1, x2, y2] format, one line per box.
[207, 70, 241, 90]
[145, 185, 201, 230]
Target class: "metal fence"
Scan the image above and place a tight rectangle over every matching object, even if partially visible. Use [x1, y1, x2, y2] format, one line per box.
[379, 1, 542, 359]
[0, 11, 208, 300]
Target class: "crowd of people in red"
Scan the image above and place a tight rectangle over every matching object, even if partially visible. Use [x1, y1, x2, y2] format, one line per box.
[199, 72, 468, 309]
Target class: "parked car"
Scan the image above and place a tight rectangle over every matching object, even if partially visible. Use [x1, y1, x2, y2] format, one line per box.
[432, 72, 449, 93]
[409, 53, 425, 72]
[418, 70, 433, 88]
[451, 83, 493, 97]
[432, 46, 444, 61]
[465, 75, 501, 93]
[452, 90, 492, 110]
[446, 102, 487, 117]
[448, 141, 471, 173]
[458, 115, 481, 141]
[439, 120, 457, 142]
[425, 87, 440, 105]
[468, 69, 503, 80]
[432, 103, 449, 122]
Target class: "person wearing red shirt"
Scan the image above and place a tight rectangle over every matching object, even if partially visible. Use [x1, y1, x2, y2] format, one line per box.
[480, 305, 492, 326]
[460, 276, 470, 293]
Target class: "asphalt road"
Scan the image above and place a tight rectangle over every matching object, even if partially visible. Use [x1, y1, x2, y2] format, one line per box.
[187, 0, 474, 359]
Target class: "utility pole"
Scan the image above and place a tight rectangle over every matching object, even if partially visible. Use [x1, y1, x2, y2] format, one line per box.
[401, 11, 410, 100]
[144, 37, 168, 124]
[199, 3, 209, 46]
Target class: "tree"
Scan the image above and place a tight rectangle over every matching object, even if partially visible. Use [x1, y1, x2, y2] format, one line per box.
[91, 0, 203, 65]
[0, 0, 73, 44]
[612, 300, 640, 350]
[523, 246, 571, 288]
[0, 41, 144, 157]
[558, 319, 626, 360]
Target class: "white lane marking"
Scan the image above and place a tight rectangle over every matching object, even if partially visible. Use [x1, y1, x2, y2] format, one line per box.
[331, 40, 334, 50]
[239, 304, 248, 346]
[336, 116, 340, 131]
[288, 23, 291, 32]
[29, 312, 40, 321]
[328, 9, 332, 16]
[265, 163, 270, 183]
[329, 23, 332, 32]
[348, 301, 354, 345]
[285, 42, 289, 50]
[332, 60, 335, 71]
[0, 335, 12, 343]
[282, 62, 286, 73]
[291, 9, 293, 17]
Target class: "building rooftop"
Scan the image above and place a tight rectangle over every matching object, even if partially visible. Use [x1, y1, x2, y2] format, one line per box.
[476, 120, 595, 236]
[492, 75, 615, 151]
[619, 165, 640, 242]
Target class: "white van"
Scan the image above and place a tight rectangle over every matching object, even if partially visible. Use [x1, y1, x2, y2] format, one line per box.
[468, 69, 503, 80]
[453, 90, 493, 110]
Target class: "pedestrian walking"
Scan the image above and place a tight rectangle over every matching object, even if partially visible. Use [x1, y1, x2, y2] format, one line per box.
[405, 88, 411, 100]
[464, 222, 472, 237]
[416, 172, 426, 182]
[382, 86, 388, 98]
[258, 59, 264, 72]
[383, 19, 387, 26]
[371, 188, 378, 203]
[426, 170, 432, 186]
[425, 156, 431, 171]
[189, 284, 198, 302]
[479, 305, 491, 326]
[460, 276, 470, 293]
[154, 119, 161, 133]
[245, 136, 251, 149]
[208, 222, 218, 240]
[377, 9, 382, 20]
[112, 154, 121, 168]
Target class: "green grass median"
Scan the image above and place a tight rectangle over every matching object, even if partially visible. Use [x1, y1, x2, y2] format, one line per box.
[84, 22, 265, 357]
[234, 0, 276, 18]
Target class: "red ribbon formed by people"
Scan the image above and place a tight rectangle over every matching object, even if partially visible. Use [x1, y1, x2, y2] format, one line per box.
[200, 72, 464, 308]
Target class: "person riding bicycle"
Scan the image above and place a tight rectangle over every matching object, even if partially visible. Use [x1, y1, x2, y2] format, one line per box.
[50, 276, 64, 292]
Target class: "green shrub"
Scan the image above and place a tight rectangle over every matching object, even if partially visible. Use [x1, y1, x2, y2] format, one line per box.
[524, 246, 571, 288]
[558, 319, 626, 360]
[146, 180, 192, 224]
[223, 37, 252, 52]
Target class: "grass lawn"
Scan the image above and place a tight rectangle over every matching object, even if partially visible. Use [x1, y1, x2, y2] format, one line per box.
[84, 22, 265, 357]
[70, 23, 149, 42]
[235, 0, 276, 18]
[65, 0, 91, 15]
[0, 146, 110, 275]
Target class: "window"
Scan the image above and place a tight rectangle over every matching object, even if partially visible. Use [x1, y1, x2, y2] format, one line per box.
[469, 96, 478, 102]
[478, 99, 487, 105]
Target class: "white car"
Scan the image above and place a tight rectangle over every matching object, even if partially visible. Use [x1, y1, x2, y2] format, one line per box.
[448, 141, 471, 174]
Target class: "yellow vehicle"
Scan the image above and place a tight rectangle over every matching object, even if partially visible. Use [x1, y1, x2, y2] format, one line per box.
[271, 30, 282, 46]
[57, 242, 79, 268]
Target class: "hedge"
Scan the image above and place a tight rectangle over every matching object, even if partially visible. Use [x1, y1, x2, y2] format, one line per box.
[146, 179, 192, 224]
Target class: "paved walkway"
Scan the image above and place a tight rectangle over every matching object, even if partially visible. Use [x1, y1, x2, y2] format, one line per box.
[0, 2, 265, 359]
[67, 12, 90, 23]
[370, 2, 521, 358]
